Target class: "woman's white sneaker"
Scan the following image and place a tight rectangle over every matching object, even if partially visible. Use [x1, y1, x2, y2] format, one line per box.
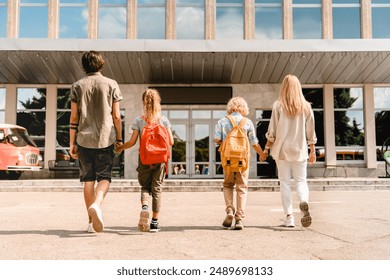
[284, 215, 295, 228]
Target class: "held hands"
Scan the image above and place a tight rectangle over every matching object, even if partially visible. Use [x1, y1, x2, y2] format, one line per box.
[259, 150, 268, 162]
[114, 142, 124, 154]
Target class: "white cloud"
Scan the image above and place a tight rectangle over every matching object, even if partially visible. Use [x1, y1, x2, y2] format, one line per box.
[82, 8, 88, 36]
[216, 8, 243, 39]
[177, 7, 204, 39]
[98, 8, 127, 38]
[374, 87, 390, 109]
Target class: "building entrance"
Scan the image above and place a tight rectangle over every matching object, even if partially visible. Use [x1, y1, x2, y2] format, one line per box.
[164, 107, 226, 179]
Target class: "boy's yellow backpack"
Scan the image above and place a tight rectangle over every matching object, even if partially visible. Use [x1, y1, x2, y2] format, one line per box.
[219, 115, 250, 174]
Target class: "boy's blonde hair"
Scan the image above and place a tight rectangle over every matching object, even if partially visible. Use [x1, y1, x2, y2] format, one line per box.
[226, 96, 249, 116]
[279, 74, 311, 117]
[142, 88, 161, 124]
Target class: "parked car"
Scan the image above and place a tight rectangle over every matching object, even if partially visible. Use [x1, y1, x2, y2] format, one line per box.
[0, 123, 42, 180]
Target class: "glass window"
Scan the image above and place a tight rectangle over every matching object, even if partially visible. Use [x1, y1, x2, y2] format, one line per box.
[332, 0, 361, 39]
[19, 0, 49, 38]
[216, 0, 244, 39]
[17, 88, 47, 160]
[372, 0, 390, 38]
[254, 0, 283, 39]
[138, 0, 165, 39]
[59, 0, 88, 38]
[0, 88, 5, 123]
[374, 87, 390, 162]
[177, 0, 205, 39]
[192, 110, 211, 119]
[334, 88, 365, 161]
[0, 0, 6, 38]
[256, 109, 276, 177]
[98, 0, 127, 39]
[292, 0, 322, 39]
[303, 88, 324, 162]
[171, 124, 187, 175]
[169, 110, 189, 119]
[213, 110, 226, 119]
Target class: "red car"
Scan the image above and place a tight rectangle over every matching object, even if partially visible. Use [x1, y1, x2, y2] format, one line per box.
[0, 124, 42, 180]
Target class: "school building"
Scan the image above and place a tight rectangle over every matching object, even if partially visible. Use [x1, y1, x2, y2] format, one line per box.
[1, 0, 390, 180]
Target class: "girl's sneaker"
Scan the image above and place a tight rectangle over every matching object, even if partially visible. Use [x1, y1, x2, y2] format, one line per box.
[138, 210, 150, 232]
[149, 221, 160, 232]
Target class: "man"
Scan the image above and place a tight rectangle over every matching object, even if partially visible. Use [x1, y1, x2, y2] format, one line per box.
[214, 97, 263, 230]
[69, 51, 123, 233]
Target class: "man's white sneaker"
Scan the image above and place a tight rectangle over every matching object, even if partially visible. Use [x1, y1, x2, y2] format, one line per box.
[88, 203, 104, 232]
[284, 215, 295, 228]
[87, 223, 95, 233]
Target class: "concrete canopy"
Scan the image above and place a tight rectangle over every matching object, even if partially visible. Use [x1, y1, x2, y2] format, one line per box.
[2, 39, 390, 85]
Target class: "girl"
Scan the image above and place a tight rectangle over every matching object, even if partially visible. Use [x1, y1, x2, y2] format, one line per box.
[117, 89, 173, 232]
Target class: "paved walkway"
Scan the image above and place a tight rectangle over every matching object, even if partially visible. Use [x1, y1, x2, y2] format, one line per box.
[0, 190, 389, 260]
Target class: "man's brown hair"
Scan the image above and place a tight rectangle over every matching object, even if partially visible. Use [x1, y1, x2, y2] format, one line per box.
[81, 51, 105, 74]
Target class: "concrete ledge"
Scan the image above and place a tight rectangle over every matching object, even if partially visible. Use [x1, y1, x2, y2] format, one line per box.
[0, 178, 389, 192]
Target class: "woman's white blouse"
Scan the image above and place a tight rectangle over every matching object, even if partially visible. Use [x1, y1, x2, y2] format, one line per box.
[266, 101, 317, 161]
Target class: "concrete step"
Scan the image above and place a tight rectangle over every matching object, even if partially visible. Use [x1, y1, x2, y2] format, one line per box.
[0, 178, 389, 192]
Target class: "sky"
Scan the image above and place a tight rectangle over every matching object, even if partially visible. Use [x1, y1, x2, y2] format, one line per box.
[2, 1, 390, 39]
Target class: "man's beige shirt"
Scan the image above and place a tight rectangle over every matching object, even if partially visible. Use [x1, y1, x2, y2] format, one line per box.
[70, 72, 122, 149]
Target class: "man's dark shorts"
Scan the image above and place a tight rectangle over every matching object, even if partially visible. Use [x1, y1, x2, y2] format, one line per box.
[77, 144, 115, 182]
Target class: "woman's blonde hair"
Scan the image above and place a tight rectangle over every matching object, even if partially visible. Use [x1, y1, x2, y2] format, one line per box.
[226, 96, 249, 116]
[279, 74, 311, 117]
[142, 88, 161, 124]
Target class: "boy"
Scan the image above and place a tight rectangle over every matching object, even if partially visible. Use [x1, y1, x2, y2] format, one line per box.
[214, 97, 263, 230]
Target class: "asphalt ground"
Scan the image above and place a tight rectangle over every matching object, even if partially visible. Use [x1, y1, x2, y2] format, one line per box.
[0, 190, 389, 260]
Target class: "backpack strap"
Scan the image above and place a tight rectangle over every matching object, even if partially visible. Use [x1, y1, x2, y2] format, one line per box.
[227, 115, 247, 128]
[239, 117, 247, 128]
[226, 115, 237, 127]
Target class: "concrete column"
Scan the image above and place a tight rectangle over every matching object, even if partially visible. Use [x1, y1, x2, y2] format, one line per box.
[323, 84, 336, 169]
[322, 0, 332, 39]
[205, 0, 216, 40]
[48, 0, 59, 39]
[166, 0, 175, 39]
[283, 0, 292, 39]
[363, 84, 376, 168]
[127, 0, 136, 39]
[88, 0, 98, 39]
[120, 84, 145, 179]
[44, 85, 57, 169]
[4, 85, 17, 124]
[244, 0, 254, 40]
[361, 0, 372, 39]
[7, 0, 19, 38]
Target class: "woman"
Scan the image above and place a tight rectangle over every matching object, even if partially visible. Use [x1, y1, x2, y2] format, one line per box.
[116, 89, 173, 232]
[261, 74, 317, 228]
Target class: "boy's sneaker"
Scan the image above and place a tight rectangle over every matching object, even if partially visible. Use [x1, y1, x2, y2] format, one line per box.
[234, 219, 244, 230]
[87, 223, 95, 233]
[138, 210, 150, 232]
[88, 203, 104, 232]
[284, 215, 295, 228]
[222, 210, 234, 228]
[299, 201, 312, 228]
[149, 221, 161, 232]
